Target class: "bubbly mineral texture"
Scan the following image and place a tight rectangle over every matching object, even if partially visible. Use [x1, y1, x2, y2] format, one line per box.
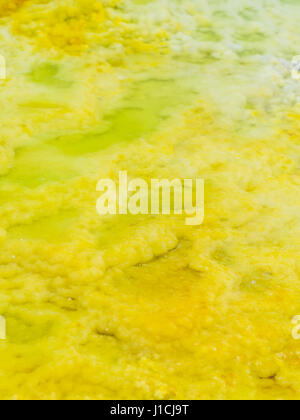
[1, 0, 300, 400]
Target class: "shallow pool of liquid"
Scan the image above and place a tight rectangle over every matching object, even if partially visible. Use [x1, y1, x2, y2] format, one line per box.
[48, 78, 197, 155]
[0, 74, 198, 189]
[1, 0, 300, 401]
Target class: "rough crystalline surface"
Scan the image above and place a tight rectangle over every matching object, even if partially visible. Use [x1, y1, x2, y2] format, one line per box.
[0, 0, 300, 400]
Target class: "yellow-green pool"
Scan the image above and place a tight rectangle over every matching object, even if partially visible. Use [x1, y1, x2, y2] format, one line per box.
[1, 0, 300, 400]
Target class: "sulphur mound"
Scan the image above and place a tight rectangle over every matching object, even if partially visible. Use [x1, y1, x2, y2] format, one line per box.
[1, 0, 300, 400]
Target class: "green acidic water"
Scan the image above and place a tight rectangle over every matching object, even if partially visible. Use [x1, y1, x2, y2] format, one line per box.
[28, 62, 73, 89]
[8, 210, 78, 243]
[0, 145, 79, 188]
[0, 75, 197, 188]
[48, 78, 196, 156]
